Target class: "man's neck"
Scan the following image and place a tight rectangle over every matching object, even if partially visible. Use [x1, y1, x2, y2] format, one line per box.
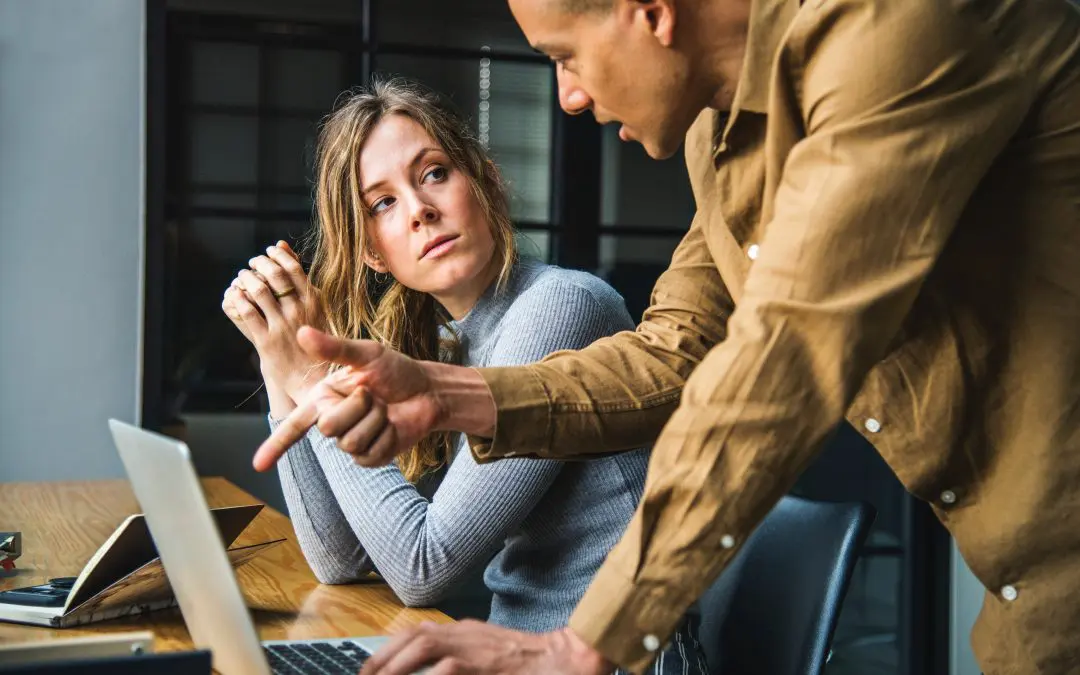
[692, 0, 753, 110]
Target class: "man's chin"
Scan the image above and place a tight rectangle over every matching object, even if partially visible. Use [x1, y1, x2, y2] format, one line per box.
[639, 136, 682, 161]
[645, 144, 680, 160]
[631, 121, 692, 160]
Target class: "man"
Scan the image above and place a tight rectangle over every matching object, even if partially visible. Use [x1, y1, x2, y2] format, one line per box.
[257, 0, 1080, 673]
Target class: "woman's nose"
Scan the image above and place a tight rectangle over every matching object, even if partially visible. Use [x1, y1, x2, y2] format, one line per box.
[411, 201, 439, 229]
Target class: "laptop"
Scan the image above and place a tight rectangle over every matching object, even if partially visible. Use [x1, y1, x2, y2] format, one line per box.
[107, 419, 389, 675]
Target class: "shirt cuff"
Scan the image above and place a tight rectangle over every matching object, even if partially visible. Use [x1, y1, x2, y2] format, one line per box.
[466, 365, 551, 461]
[568, 561, 697, 674]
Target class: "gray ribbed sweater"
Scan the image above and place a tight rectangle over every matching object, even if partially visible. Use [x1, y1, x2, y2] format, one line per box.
[272, 258, 654, 632]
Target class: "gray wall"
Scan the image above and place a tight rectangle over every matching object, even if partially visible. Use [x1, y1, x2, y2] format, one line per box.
[0, 0, 145, 481]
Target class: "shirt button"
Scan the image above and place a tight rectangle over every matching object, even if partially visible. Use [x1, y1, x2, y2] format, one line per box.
[747, 244, 760, 260]
[720, 534, 735, 549]
[643, 634, 661, 652]
[1001, 585, 1018, 602]
[940, 490, 957, 505]
[864, 418, 882, 433]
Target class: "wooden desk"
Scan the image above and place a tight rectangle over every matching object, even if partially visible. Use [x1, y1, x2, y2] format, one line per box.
[0, 477, 452, 650]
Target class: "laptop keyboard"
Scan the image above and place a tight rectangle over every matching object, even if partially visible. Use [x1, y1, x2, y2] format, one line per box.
[264, 641, 370, 674]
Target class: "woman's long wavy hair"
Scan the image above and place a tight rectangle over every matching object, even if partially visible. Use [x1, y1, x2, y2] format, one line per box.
[306, 77, 517, 482]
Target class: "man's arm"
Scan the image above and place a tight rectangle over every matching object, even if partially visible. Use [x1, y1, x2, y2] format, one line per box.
[253, 176, 731, 467]
[564, 1, 1036, 671]
[468, 204, 734, 460]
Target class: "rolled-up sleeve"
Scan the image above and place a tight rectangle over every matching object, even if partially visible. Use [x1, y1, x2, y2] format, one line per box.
[565, 1, 1037, 671]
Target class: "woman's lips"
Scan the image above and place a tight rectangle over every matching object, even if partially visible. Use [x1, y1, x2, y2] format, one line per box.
[422, 235, 459, 259]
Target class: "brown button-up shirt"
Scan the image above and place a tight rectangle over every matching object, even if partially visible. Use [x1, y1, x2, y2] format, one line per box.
[471, 0, 1080, 672]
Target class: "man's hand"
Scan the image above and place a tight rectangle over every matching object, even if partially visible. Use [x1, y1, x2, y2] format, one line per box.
[359, 621, 612, 675]
[252, 326, 446, 471]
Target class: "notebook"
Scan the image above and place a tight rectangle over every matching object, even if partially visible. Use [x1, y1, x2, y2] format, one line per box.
[0, 504, 283, 628]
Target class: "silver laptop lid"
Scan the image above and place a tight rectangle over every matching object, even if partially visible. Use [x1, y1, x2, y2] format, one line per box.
[108, 419, 270, 675]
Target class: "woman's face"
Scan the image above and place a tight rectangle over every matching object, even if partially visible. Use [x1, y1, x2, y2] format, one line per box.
[359, 113, 497, 318]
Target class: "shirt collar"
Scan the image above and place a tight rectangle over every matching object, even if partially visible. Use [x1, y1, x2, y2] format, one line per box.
[733, 0, 801, 115]
[714, 0, 801, 149]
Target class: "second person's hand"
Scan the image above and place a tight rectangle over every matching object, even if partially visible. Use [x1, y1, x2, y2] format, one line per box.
[357, 622, 612, 675]
[252, 327, 497, 471]
[252, 327, 444, 471]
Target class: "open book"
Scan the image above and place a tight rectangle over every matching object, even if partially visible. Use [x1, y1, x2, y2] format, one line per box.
[0, 504, 284, 628]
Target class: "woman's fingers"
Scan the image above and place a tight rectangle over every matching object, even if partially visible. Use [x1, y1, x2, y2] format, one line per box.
[237, 269, 285, 325]
[222, 287, 243, 322]
[277, 240, 301, 261]
[263, 242, 309, 296]
[248, 252, 300, 302]
[227, 284, 268, 341]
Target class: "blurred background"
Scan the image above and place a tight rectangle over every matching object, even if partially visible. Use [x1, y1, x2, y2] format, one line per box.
[0, 2, 977, 674]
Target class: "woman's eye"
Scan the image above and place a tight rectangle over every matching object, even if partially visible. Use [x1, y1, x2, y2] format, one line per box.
[370, 196, 395, 215]
[422, 166, 447, 183]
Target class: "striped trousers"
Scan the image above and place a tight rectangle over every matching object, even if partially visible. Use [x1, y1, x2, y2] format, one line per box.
[615, 614, 711, 675]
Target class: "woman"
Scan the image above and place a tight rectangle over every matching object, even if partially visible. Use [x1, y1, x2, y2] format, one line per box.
[222, 79, 718, 673]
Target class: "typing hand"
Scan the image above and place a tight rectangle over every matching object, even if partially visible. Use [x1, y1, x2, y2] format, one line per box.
[252, 327, 444, 471]
[358, 622, 612, 675]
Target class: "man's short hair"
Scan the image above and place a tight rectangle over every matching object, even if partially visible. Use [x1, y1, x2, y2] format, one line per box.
[562, 0, 613, 14]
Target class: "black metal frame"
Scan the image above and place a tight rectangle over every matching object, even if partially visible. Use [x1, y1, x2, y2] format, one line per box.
[900, 499, 953, 675]
[142, 0, 167, 431]
[550, 69, 602, 270]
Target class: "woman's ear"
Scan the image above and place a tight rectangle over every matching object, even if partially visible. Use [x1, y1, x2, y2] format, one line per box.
[364, 249, 389, 274]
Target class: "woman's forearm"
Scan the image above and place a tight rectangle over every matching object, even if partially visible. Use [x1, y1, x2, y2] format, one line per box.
[264, 372, 297, 419]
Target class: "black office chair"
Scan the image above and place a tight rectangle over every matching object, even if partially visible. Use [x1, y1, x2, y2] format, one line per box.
[697, 495, 876, 675]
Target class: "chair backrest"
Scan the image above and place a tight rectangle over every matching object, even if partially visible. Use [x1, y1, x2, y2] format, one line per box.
[697, 496, 875, 675]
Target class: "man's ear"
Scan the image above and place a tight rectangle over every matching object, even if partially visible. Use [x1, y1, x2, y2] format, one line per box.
[626, 0, 676, 48]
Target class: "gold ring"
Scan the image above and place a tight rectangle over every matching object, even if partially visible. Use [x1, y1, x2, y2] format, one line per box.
[272, 287, 297, 299]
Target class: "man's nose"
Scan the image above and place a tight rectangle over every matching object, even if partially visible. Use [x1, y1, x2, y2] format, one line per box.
[556, 69, 591, 116]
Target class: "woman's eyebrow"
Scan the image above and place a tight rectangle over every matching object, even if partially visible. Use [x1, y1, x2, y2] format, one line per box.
[361, 147, 443, 195]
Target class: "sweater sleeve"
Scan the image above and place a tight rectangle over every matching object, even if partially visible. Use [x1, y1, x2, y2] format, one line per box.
[275, 274, 636, 606]
[273, 427, 372, 584]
